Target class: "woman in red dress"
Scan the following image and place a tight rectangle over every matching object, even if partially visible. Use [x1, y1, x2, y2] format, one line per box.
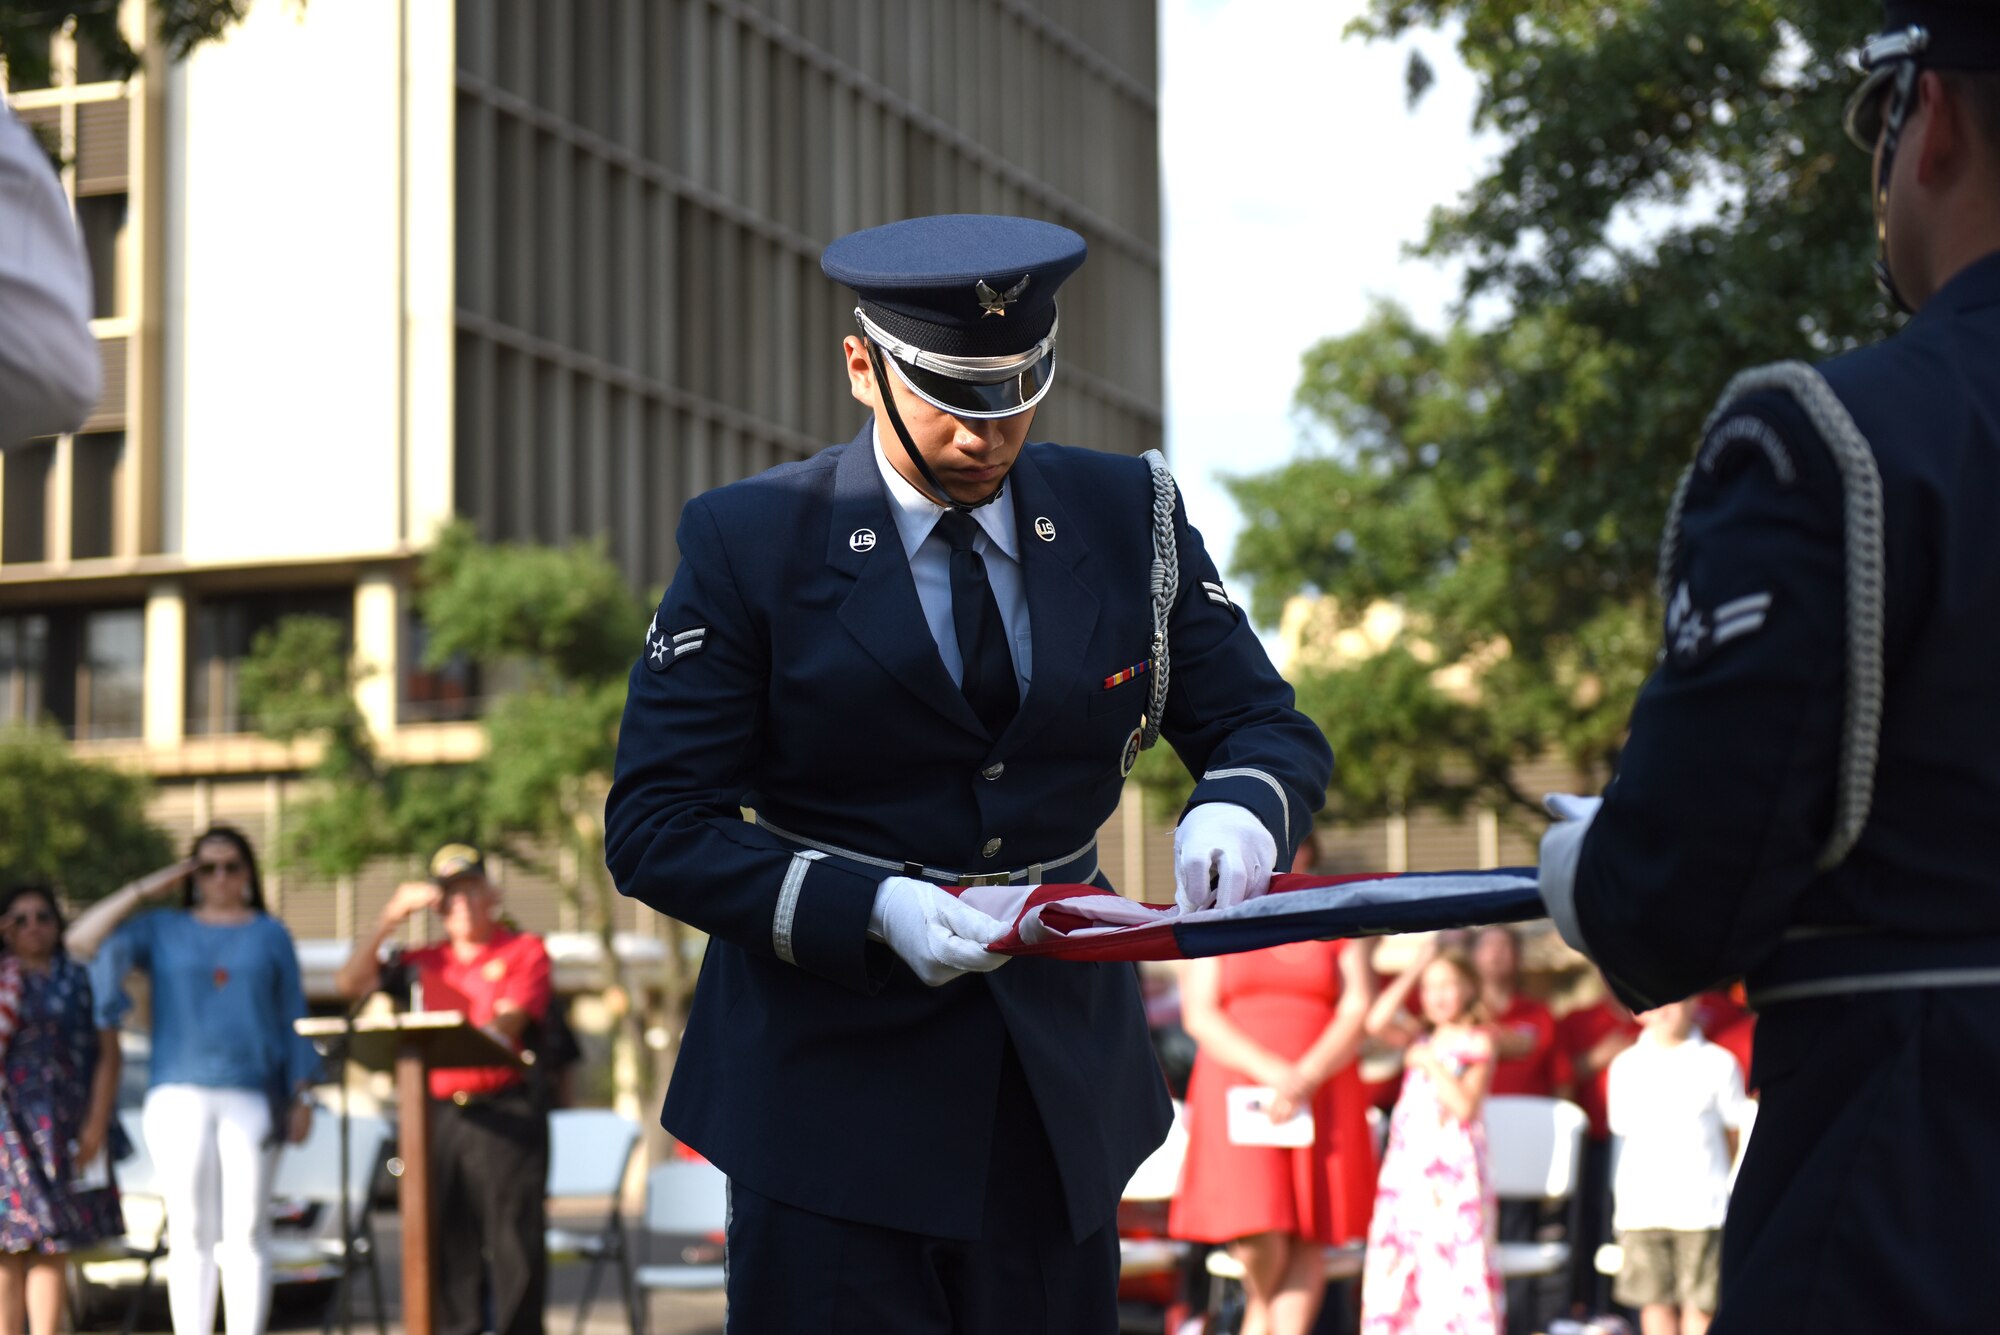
[1171, 934, 1378, 1335]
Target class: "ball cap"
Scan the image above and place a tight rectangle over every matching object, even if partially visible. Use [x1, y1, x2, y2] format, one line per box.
[429, 843, 487, 885]
[822, 214, 1087, 419]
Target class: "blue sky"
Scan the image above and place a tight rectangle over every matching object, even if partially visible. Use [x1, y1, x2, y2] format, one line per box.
[1158, 0, 1495, 583]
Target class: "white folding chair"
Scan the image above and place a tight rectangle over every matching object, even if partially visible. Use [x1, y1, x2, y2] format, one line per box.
[1484, 1095, 1590, 1280]
[632, 1158, 729, 1335]
[69, 1107, 169, 1335]
[545, 1108, 644, 1335]
[266, 1111, 393, 1335]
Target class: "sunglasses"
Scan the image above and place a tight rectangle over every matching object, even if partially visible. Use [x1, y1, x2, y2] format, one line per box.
[4, 908, 55, 928]
[195, 860, 246, 876]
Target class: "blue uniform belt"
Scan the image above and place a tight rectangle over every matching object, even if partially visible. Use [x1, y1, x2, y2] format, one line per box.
[1746, 930, 2000, 1010]
[755, 814, 1097, 888]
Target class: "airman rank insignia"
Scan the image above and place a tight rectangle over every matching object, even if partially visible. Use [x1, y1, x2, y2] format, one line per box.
[1665, 581, 1772, 671]
[1120, 724, 1144, 777]
[646, 622, 708, 672]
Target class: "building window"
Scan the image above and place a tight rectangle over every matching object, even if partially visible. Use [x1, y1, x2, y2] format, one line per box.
[187, 591, 354, 736]
[0, 615, 49, 726]
[0, 606, 142, 737]
[402, 613, 482, 723]
[77, 194, 128, 319]
[76, 607, 142, 739]
[71, 430, 124, 559]
[2, 442, 53, 564]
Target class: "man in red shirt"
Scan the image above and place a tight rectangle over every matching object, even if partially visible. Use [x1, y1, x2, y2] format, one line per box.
[335, 844, 554, 1335]
[1474, 926, 1569, 1096]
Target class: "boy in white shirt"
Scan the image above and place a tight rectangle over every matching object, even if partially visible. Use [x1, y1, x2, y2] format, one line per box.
[1606, 999, 1752, 1335]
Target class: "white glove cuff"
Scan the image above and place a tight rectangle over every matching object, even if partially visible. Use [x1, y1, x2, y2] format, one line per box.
[1538, 794, 1602, 954]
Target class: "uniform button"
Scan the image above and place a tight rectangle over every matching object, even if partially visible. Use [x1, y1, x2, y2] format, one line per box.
[982, 838, 1003, 859]
[451, 1091, 469, 1107]
[981, 762, 1005, 781]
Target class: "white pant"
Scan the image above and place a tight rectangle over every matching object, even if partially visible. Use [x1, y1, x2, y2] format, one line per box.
[142, 1084, 280, 1335]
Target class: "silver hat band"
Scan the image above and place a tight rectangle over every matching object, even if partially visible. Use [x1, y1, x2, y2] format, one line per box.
[853, 306, 1059, 384]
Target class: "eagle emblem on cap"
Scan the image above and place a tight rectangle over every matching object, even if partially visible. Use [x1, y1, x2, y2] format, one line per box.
[975, 274, 1030, 317]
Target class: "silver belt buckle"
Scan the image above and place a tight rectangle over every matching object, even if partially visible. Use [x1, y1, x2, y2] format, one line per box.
[955, 871, 1013, 888]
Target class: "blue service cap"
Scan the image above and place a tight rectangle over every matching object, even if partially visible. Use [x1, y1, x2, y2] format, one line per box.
[1880, 2, 2000, 68]
[822, 214, 1087, 419]
[1848, 1, 2000, 147]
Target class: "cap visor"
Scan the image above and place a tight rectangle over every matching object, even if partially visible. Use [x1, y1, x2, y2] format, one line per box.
[886, 349, 1056, 420]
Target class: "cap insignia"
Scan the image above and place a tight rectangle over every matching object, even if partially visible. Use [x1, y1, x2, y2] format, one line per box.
[975, 274, 1030, 317]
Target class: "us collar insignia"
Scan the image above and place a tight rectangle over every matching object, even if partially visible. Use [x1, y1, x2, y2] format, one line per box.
[975, 274, 1029, 317]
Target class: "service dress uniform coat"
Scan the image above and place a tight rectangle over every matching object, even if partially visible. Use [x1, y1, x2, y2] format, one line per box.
[1559, 249, 2000, 1332]
[605, 424, 1332, 1248]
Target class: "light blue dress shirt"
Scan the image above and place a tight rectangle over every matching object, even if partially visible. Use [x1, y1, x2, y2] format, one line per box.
[872, 426, 1033, 699]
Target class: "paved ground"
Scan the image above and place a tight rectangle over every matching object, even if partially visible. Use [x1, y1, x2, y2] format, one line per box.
[89, 1206, 727, 1335]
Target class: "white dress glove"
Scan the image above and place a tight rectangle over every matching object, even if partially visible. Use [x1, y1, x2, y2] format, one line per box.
[1538, 792, 1604, 955]
[868, 877, 1011, 986]
[1173, 802, 1278, 915]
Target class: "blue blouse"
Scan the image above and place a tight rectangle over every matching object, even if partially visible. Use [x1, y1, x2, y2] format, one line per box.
[92, 910, 320, 1095]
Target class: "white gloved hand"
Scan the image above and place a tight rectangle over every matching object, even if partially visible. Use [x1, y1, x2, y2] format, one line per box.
[868, 877, 1012, 986]
[1173, 802, 1278, 915]
[1538, 792, 1604, 955]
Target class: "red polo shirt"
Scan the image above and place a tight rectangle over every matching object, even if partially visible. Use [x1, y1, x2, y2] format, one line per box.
[1554, 1000, 1641, 1140]
[1488, 993, 1568, 1097]
[403, 925, 553, 1100]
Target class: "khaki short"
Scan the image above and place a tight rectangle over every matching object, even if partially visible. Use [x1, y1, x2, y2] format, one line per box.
[1614, 1228, 1721, 1313]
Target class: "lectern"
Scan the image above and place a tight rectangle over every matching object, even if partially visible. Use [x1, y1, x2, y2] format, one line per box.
[298, 1011, 525, 1335]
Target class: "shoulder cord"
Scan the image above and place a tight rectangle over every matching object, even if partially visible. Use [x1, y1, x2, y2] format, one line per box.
[1658, 360, 1887, 871]
[1141, 449, 1178, 750]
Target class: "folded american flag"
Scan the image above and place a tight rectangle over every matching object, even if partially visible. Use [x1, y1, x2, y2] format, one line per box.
[965, 869, 1544, 962]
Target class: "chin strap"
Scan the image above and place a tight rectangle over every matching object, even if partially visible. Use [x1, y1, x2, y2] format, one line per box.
[865, 340, 1004, 512]
[1873, 57, 1924, 314]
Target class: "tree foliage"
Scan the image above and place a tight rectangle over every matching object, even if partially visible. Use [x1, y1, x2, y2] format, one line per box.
[0, 1, 248, 87]
[239, 525, 672, 1111]
[0, 728, 174, 901]
[1224, 0, 1883, 822]
[238, 615, 483, 877]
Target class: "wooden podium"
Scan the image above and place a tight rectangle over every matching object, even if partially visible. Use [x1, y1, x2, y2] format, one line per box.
[297, 1012, 526, 1335]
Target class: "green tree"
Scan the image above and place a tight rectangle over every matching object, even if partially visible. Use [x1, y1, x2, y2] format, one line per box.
[239, 525, 671, 1109]
[237, 615, 483, 876]
[0, 1, 249, 86]
[1223, 0, 1881, 823]
[0, 727, 174, 900]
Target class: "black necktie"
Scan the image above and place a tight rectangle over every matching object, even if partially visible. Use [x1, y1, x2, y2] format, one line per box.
[936, 510, 1019, 736]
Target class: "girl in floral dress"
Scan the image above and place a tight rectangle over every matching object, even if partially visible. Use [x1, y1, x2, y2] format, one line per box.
[1359, 940, 1504, 1335]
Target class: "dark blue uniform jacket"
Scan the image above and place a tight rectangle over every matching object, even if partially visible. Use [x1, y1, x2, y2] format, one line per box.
[605, 426, 1331, 1241]
[1573, 252, 2000, 1333]
[1574, 250, 2000, 1007]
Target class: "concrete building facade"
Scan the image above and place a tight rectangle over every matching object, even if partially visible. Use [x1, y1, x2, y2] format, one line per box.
[3, 0, 1166, 932]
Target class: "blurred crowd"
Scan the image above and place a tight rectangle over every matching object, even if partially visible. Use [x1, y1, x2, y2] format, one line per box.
[1156, 836, 1759, 1335]
[0, 829, 570, 1335]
